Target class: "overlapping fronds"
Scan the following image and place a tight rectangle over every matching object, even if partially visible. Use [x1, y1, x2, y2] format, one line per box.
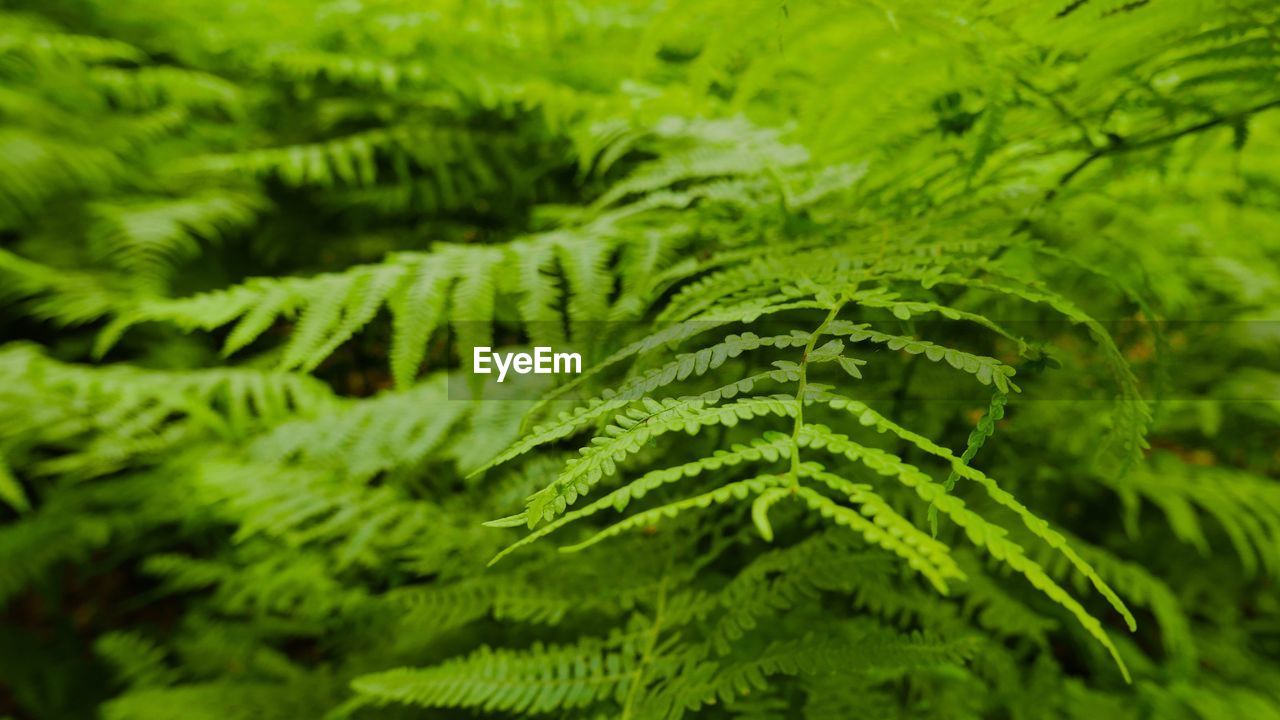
[1, 1, 1277, 719]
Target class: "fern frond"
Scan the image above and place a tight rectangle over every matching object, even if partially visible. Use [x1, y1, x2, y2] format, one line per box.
[249, 376, 465, 480]
[88, 66, 242, 113]
[559, 475, 787, 553]
[704, 622, 980, 703]
[279, 264, 403, 372]
[524, 388, 800, 526]
[95, 229, 663, 381]
[930, 390, 1008, 535]
[792, 474, 962, 595]
[711, 532, 868, 643]
[261, 50, 433, 92]
[0, 506, 110, 606]
[0, 344, 334, 459]
[351, 635, 639, 714]
[1111, 453, 1280, 577]
[796, 423, 1133, 681]
[490, 433, 794, 564]
[88, 190, 263, 291]
[0, 456, 30, 513]
[0, 28, 144, 64]
[586, 117, 809, 212]
[476, 331, 811, 476]
[1030, 533, 1196, 670]
[95, 632, 179, 690]
[802, 399, 1137, 630]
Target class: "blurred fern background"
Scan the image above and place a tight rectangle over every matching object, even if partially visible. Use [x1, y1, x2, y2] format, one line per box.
[1, 0, 1278, 718]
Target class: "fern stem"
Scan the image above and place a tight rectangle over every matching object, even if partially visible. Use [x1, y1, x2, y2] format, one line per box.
[1045, 96, 1280, 202]
[789, 303, 844, 489]
[620, 574, 668, 720]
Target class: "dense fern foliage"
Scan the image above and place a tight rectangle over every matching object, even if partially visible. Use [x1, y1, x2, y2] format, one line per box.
[2, 0, 1279, 718]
